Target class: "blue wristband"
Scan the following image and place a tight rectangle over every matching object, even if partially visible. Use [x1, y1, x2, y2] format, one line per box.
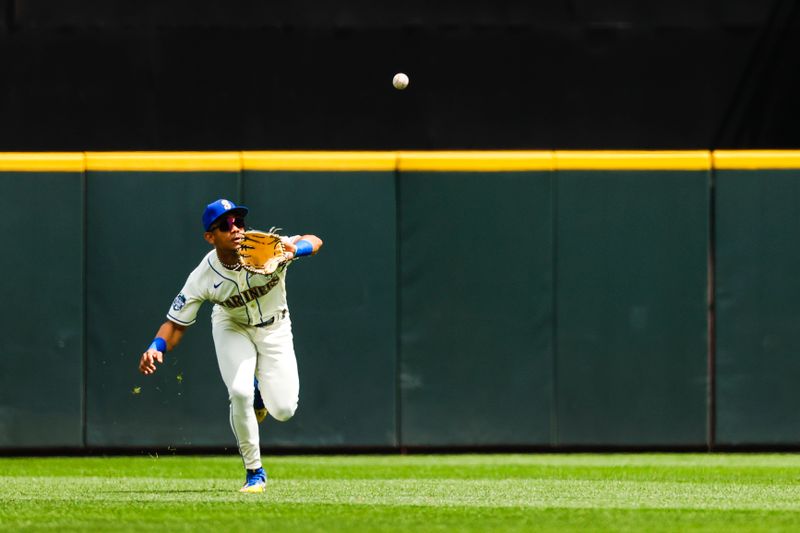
[294, 239, 313, 257]
[148, 337, 167, 353]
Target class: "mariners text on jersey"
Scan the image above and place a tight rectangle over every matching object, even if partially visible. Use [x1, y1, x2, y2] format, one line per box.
[219, 277, 281, 309]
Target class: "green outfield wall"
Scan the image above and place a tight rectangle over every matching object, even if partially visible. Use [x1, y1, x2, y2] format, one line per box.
[398, 158, 555, 447]
[0, 150, 798, 451]
[554, 153, 710, 447]
[713, 151, 800, 446]
[0, 154, 85, 448]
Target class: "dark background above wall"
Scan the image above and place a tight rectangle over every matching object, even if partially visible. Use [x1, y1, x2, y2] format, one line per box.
[1, 0, 799, 150]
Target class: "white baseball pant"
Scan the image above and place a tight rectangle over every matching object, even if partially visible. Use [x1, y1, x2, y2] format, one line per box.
[211, 310, 299, 470]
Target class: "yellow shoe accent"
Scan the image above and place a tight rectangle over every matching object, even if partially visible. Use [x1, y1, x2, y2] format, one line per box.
[239, 483, 266, 494]
[255, 408, 268, 424]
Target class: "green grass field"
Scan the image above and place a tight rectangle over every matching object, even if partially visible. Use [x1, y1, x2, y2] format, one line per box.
[2, 454, 800, 532]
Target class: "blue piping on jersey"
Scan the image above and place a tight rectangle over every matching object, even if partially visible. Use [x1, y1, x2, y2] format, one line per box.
[229, 404, 247, 470]
[166, 313, 194, 326]
[208, 257, 251, 324]
[246, 272, 266, 325]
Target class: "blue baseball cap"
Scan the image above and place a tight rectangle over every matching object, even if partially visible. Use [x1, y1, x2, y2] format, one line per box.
[202, 199, 249, 231]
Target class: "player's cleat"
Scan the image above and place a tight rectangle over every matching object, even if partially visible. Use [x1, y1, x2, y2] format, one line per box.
[240, 467, 267, 493]
[253, 377, 268, 423]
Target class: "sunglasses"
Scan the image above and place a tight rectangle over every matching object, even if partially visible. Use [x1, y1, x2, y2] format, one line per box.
[212, 216, 246, 232]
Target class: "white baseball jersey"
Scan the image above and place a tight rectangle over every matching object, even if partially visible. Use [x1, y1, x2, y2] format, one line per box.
[167, 250, 291, 327]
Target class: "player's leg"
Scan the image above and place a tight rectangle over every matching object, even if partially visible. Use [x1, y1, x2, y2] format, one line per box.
[253, 316, 299, 422]
[253, 377, 267, 423]
[211, 319, 263, 471]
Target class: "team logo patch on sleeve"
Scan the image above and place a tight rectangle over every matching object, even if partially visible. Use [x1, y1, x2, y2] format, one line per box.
[172, 293, 187, 311]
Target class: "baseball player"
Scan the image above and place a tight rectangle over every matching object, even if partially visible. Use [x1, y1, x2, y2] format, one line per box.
[138, 199, 323, 493]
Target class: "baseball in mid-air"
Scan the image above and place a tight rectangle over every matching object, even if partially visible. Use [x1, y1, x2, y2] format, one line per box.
[393, 72, 409, 90]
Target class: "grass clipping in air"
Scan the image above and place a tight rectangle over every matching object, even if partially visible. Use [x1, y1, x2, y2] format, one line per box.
[2, 454, 800, 531]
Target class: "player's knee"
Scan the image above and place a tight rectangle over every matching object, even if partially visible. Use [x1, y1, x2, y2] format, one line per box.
[228, 384, 253, 406]
[269, 401, 297, 422]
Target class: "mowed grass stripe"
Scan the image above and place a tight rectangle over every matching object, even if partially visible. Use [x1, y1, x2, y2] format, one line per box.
[3, 476, 800, 511]
[2, 455, 800, 532]
[4, 454, 800, 481]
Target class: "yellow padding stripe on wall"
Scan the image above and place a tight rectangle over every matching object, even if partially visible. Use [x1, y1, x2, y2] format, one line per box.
[243, 151, 397, 171]
[6, 150, 800, 171]
[85, 152, 242, 172]
[555, 151, 711, 170]
[398, 151, 555, 171]
[713, 150, 800, 169]
[0, 153, 85, 172]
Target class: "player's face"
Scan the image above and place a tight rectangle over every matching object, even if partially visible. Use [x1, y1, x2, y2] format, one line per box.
[205, 215, 246, 251]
